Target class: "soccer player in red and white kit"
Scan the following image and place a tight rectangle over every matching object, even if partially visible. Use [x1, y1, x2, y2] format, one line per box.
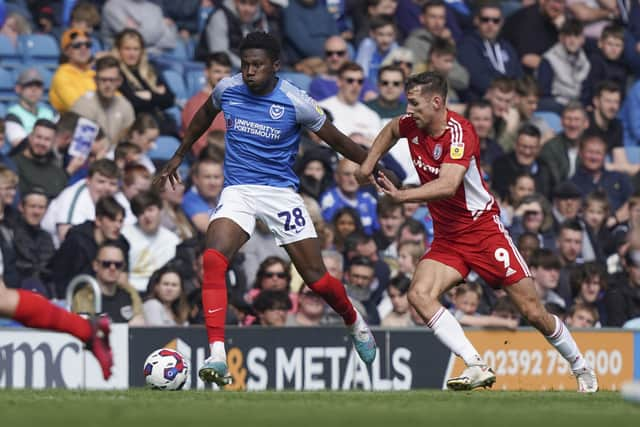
[359, 72, 598, 392]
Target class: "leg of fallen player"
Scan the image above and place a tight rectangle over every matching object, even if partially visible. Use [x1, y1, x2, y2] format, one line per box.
[0, 278, 113, 380]
[408, 259, 497, 390]
[285, 237, 377, 364]
[505, 278, 598, 392]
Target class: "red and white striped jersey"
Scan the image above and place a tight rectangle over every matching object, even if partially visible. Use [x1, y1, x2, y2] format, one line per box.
[398, 110, 499, 241]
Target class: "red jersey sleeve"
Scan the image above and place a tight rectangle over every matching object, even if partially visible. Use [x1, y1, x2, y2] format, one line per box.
[442, 115, 478, 169]
[397, 114, 417, 138]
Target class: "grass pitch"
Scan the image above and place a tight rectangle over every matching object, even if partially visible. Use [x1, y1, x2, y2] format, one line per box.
[0, 389, 637, 427]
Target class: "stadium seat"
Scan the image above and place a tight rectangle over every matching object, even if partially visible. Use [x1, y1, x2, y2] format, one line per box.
[0, 35, 22, 68]
[162, 70, 188, 106]
[150, 55, 183, 75]
[186, 70, 206, 98]
[0, 68, 17, 102]
[149, 135, 181, 161]
[533, 111, 562, 133]
[166, 40, 190, 61]
[164, 106, 183, 129]
[0, 102, 6, 117]
[18, 34, 60, 67]
[91, 36, 104, 56]
[625, 146, 640, 164]
[278, 71, 312, 92]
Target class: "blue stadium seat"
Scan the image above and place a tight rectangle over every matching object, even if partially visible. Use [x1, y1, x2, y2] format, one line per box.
[534, 111, 562, 133]
[0, 35, 22, 68]
[149, 135, 181, 161]
[164, 106, 183, 129]
[625, 146, 640, 164]
[162, 69, 188, 106]
[91, 36, 104, 56]
[166, 40, 190, 61]
[18, 34, 60, 67]
[150, 55, 183, 75]
[0, 102, 6, 117]
[278, 71, 312, 92]
[186, 70, 206, 98]
[0, 68, 17, 102]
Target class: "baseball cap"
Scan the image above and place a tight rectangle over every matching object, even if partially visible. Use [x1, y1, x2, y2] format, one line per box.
[17, 68, 44, 86]
[553, 181, 582, 199]
[60, 27, 90, 50]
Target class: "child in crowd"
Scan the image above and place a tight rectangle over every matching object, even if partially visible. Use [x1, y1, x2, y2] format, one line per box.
[381, 274, 413, 327]
[397, 240, 424, 279]
[582, 190, 613, 264]
[450, 283, 519, 329]
[565, 302, 599, 328]
[356, 15, 399, 85]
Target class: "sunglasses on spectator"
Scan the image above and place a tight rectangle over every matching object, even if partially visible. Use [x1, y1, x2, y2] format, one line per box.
[71, 41, 92, 49]
[97, 76, 120, 84]
[380, 80, 402, 87]
[326, 50, 347, 57]
[479, 16, 501, 24]
[98, 260, 125, 270]
[344, 77, 364, 85]
[263, 272, 287, 279]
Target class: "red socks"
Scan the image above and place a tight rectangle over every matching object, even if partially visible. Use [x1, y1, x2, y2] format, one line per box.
[309, 272, 357, 325]
[202, 249, 229, 343]
[13, 290, 92, 342]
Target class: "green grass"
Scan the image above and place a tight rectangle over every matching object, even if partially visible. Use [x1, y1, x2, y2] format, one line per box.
[0, 389, 637, 427]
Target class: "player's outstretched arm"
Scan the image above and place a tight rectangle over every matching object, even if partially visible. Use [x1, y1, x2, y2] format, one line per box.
[360, 118, 401, 179]
[153, 97, 220, 190]
[377, 162, 466, 203]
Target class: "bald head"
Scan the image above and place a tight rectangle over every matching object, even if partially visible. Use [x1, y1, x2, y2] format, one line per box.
[324, 36, 349, 73]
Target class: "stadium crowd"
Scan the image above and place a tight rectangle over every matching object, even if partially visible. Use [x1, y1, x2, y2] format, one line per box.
[0, 0, 639, 330]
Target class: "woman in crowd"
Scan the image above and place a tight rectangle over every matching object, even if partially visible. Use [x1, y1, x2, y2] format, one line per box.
[500, 173, 536, 227]
[143, 266, 190, 326]
[570, 262, 608, 326]
[331, 207, 363, 253]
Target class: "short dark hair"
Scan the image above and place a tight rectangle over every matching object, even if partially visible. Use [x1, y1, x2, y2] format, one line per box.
[593, 80, 621, 98]
[517, 123, 542, 139]
[130, 191, 162, 217]
[206, 52, 232, 68]
[428, 37, 456, 58]
[474, 0, 502, 17]
[377, 195, 403, 217]
[529, 248, 561, 270]
[33, 118, 57, 132]
[600, 23, 624, 41]
[239, 31, 280, 62]
[88, 159, 120, 179]
[114, 142, 142, 162]
[95, 195, 125, 220]
[559, 218, 583, 235]
[560, 18, 584, 36]
[369, 15, 395, 32]
[388, 274, 411, 294]
[488, 76, 515, 93]
[253, 290, 292, 313]
[96, 241, 124, 260]
[338, 61, 364, 77]
[465, 99, 493, 117]
[422, 0, 446, 14]
[192, 156, 223, 177]
[398, 218, 426, 239]
[405, 71, 448, 100]
[21, 186, 48, 203]
[348, 255, 375, 271]
[128, 113, 158, 137]
[515, 75, 540, 97]
[95, 55, 121, 73]
[377, 64, 404, 82]
[579, 130, 607, 150]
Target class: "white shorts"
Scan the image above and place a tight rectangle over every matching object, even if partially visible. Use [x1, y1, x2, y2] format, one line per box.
[210, 185, 317, 246]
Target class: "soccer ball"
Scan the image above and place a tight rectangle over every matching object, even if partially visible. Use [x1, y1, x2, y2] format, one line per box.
[143, 348, 189, 390]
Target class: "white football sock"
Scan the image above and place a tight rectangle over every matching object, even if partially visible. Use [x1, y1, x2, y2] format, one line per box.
[428, 307, 483, 366]
[545, 315, 586, 371]
[210, 341, 226, 363]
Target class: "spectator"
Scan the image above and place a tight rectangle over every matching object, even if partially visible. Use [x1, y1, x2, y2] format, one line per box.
[449, 282, 519, 329]
[143, 266, 190, 326]
[509, 194, 556, 250]
[538, 19, 590, 114]
[491, 124, 554, 199]
[331, 207, 363, 253]
[0, 166, 18, 218]
[4, 68, 55, 148]
[0, 120, 15, 171]
[196, 0, 271, 68]
[373, 195, 404, 252]
[113, 142, 142, 173]
[322, 249, 344, 281]
[122, 191, 180, 292]
[239, 219, 289, 289]
[571, 132, 633, 214]
[294, 146, 336, 200]
[502, 0, 567, 72]
[319, 62, 383, 143]
[421, 37, 466, 104]
[566, 0, 618, 41]
[49, 195, 128, 299]
[570, 261, 608, 324]
[69, 2, 102, 34]
[557, 218, 584, 303]
[309, 36, 378, 102]
[344, 255, 380, 324]
[403, 0, 468, 92]
[396, 239, 422, 279]
[351, 0, 399, 47]
[114, 163, 152, 225]
[124, 113, 160, 174]
[517, 231, 541, 265]
[565, 301, 598, 328]
[320, 158, 379, 235]
[101, 0, 178, 55]
[366, 65, 407, 119]
[380, 274, 412, 327]
[466, 99, 503, 174]
[252, 289, 292, 326]
[11, 119, 67, 199]
[587, 81, 638, 175]
[539, 102, 590, 184]
[582, 190, 613, 263]
[13, 187, 55, 292]
[484, 77, 519, 151]
[457, 1, 522, 100]
[345, 231, 391, 305]
[72, 242, 144, 325]
[356, 15, 399, 85]
[159, 177, 196, 242]
[112, 29, 177, 136]
[550, 181, 583, 232]
[581, 24, 628, 105]
[380, 46, 416, 80]
[286, 285, 328, 326]
[530, 248, 566, 309]
[71, 55, 136, 147]
[509, 76, 555, 146]
[49, 28, 96, 113]
[181, 52, 231, 157]
[282, 0, 338, 65]
[621, 80, 640, 148]
[182, 156, 224, 235]
[41, 159, 120, 246]
[604, 248, 640, 326]
[499, 172, 536, 227]
[0, 11, 30, 47]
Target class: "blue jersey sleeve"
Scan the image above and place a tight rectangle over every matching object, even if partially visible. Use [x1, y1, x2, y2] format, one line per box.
[281, 80, 326, 132]
[211, 74, 243, 109]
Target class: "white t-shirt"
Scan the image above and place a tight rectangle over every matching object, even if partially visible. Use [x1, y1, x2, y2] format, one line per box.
[114, 192, 137, 226]
[319, 96, 383, 143]
[42, 179, 95, 248]
[122, 224, 180, 292]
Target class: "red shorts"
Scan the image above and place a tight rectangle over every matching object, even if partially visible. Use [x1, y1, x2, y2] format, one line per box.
[422, 215, 531, 288]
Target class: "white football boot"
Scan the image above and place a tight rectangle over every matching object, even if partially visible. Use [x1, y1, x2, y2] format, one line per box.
[573, 366, 598, 393]
[446, 365, 496, 391]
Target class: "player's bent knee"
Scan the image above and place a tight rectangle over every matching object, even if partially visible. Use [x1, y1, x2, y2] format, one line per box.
[407, 284, 440, 309]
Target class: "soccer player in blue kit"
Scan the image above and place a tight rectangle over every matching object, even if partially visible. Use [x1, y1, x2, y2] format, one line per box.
[155, 32, 383, 386]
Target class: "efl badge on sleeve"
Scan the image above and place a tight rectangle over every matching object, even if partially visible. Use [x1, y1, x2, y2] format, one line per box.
[450, 142, 464, 160]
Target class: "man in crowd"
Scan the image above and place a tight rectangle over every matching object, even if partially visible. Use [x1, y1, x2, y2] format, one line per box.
[182, 156, 224, 234]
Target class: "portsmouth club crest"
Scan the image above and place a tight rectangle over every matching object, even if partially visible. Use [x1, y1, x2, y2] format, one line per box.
[433, 143, 442, 160]
[269, 104, 285, 120]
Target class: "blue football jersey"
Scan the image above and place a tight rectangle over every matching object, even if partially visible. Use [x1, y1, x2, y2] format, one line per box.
[211, 74, 326, 189]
